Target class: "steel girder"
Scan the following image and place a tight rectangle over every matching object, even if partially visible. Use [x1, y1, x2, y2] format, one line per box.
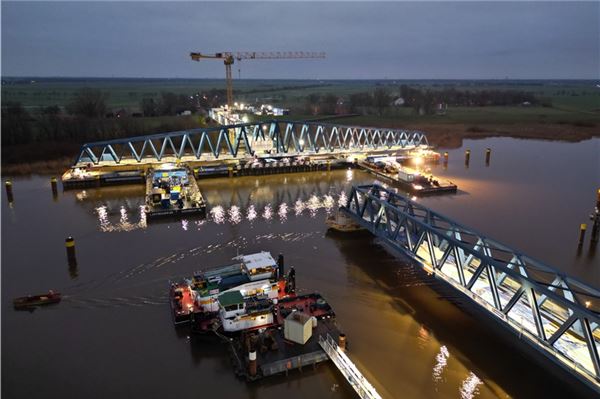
[73, 120, 428, 165]
[343, 184, 600, 389]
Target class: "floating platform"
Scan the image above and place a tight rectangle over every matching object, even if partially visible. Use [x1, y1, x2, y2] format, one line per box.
[144, 165, 206, 220]
[229, 317, 340, 381]
[195, 158, 348, 179]
[358, 161, 457, 196]
[61, 168, 145, 189]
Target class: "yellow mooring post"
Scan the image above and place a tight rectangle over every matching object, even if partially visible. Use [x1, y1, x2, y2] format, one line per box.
[65, 236, 77, 266]
[5, 180, 14, 203]
[579, 224, 587, 246]
[51, 177, 58, 198]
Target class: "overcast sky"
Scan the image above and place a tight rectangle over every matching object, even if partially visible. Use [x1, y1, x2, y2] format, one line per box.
[1, 1, 598, 79]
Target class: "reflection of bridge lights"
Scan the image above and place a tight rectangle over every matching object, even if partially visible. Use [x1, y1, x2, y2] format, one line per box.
[96, 205, 109, 231]
[76, 190, 88, 201]
[432, 345, 449, 382]
[262, 204, 273, 220]
[278, 203, 288, 222]
[338, 191, 348, 208]
[228, 205, 242, 225]
[294, 200, 305, 216]
[307, 195, 321, 218]
[139, 205, 147, 228]
[210, 206, 225, 224]
[346, 168, 353, 182]
[459, 372, 482, 399]
[120, 206, 129, 225]
[323, 195, 334, 211]
[247, 205, 257, 222]
[181, 219, 189, 231]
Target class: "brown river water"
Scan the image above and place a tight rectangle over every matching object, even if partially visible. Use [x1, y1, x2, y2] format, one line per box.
[2, 137, 599, 399]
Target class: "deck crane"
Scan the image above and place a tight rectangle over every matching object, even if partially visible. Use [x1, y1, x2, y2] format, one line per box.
[189, 51, 326, 109]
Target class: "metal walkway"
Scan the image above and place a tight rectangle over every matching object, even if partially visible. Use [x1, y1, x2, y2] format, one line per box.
[73, 120, 428, 166]
[318, 334, 383, 399]
[343, 184, 600, 393]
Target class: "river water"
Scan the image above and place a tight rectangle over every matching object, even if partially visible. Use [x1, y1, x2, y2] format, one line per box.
[2, 137, 599, 399]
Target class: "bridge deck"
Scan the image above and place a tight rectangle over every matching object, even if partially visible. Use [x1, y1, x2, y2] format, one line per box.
[342, 184, 600, 394]
[318, 334, 383, 399]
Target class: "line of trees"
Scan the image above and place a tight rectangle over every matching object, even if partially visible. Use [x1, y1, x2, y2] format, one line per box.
[344, 86, 547, 116]
[1, 88, 207, 162]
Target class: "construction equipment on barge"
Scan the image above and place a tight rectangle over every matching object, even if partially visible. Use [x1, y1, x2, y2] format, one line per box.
[144, 164, 205, 219]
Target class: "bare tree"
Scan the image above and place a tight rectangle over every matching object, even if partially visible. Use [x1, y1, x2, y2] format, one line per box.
[67, 88, 109, 118]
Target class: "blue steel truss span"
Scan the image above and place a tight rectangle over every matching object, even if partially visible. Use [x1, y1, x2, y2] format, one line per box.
[343, 184, 600, 392]
[74, 120, 428, 165]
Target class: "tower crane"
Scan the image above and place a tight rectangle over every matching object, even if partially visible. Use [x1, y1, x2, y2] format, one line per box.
[190, 51, 326, 109]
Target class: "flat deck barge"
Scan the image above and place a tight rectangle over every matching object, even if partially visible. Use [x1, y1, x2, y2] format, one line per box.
[61, 167, 145, 189]
[227, 293, 340, 381]
[359, 160, 457, 196]
[144, 165, 206, 219]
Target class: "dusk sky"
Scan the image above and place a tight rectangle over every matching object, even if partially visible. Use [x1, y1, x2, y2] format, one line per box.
[2, 1, 599, 79]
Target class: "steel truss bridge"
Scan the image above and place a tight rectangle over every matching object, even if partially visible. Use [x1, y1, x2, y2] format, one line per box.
[74, 120, 428, 166]
[343, 184, 600, 392]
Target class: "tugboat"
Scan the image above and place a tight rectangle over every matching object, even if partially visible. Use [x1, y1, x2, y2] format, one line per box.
[169, 282, 197, 325]
[13, 290, 61, 310]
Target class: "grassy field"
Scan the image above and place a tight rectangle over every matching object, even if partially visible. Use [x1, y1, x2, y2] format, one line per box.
[1, 78, 598, 169]
[3, 78, 599, 113]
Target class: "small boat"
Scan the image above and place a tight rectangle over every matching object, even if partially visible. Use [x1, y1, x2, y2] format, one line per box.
[13, 290, 61, 309]
[326, 211, 365, 233]
[169, 282, 197, 325]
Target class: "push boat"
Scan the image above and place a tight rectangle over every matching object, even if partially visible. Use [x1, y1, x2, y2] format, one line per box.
[217, 290, 335, 333]
[13, 290, 61, 310]
[169, 251, 292, 328]
[169, 283, 198, 325]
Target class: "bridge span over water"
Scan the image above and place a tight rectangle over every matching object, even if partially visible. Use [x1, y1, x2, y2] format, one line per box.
[342, 184, 600, 393]
[73, 120, 428, 166]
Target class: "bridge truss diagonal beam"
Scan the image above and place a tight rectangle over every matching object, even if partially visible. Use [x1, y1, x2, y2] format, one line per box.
[72, 120, 429, 165]
[342, 184, 600, 391]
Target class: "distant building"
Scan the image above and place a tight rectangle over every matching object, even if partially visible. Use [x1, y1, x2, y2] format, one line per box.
[179, 110, 192, 116]
[115, 108, 128, 118]
[392, 97, 405, 106]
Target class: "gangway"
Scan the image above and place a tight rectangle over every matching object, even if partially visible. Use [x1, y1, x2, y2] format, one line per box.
[318, 334, 383, 399]
[342, 184, 600, 394]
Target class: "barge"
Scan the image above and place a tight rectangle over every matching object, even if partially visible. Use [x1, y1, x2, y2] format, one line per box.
[360, 157, 457, 196]
[62, 167, 145, 189]
[169, 251, 344, 382]
[144, 165, 206, 219]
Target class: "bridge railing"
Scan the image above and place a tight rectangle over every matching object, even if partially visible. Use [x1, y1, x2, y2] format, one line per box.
[343, 184, 600, 391]
[73, 120, 428, 165]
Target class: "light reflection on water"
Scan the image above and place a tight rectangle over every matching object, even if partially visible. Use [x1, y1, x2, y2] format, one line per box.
[92, 191, 350, 232]
[459, 372, 483, 399]
[210, 206, 225, 224]
[228, 205, 242, 225]
[262, 204, 273, 220]
[95, 204, 147, 232]
[277, 203, 288, 222]
[246, 205, 257, 222]
[432, 345, 449, 383]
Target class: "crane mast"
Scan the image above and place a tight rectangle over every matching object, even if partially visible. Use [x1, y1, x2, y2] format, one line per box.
[190, 51, 326, 109]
